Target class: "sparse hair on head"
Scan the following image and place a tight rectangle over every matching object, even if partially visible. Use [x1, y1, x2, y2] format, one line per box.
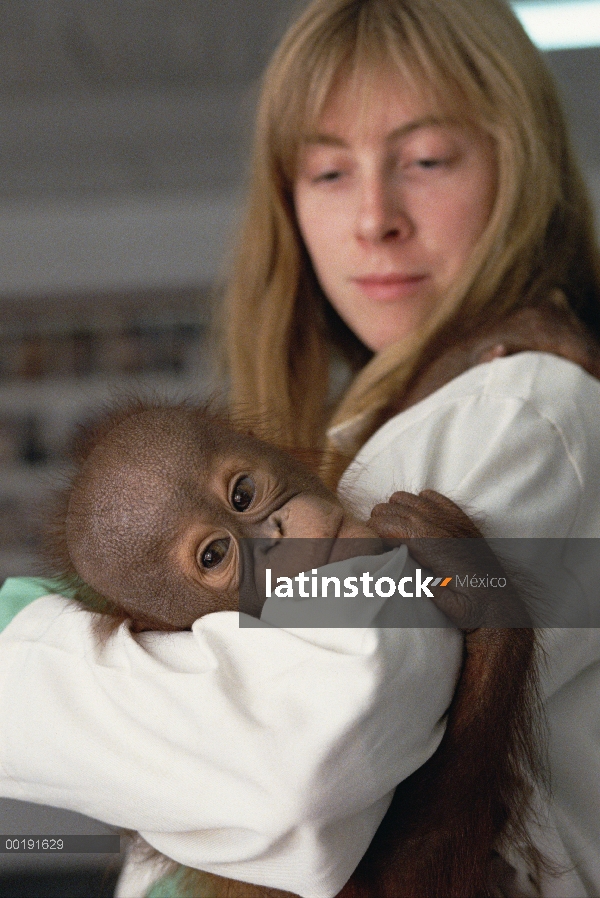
[221, 0, 600, 450]
[43, 398, 243, 635]
[42, 396, 338, 636]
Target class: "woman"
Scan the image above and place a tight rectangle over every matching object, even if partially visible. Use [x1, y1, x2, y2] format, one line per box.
[217, 1, 600, 894]
[222, 0, 599, 456]
[1, 0, 600, 896]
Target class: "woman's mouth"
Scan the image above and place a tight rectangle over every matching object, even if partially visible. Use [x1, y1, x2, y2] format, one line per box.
[352, 273, 428, 301]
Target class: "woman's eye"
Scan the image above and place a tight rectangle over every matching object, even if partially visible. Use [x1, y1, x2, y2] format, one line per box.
[231, 475, 255, 511]
[415, 157, 443, 169]
[315, 169, 342, 182]
[200, 538, 230, 569]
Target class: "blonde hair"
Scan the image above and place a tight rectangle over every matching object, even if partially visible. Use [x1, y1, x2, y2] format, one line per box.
[221, 0, 600, 449]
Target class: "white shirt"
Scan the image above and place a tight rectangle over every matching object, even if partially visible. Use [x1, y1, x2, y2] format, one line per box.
[340, 352, 600, 896]
[1, 352, 600, 896]
[0, 588, 460, 898]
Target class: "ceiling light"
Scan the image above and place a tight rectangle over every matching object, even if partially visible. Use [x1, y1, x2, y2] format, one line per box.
[513, 0, 600, 50]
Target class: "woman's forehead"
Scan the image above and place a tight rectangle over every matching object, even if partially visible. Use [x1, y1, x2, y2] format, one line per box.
[300, 62, 458, 145]
[316, 70, 448, 137]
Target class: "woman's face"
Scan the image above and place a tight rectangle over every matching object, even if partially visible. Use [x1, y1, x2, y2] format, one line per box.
[294, 72, 497, 351]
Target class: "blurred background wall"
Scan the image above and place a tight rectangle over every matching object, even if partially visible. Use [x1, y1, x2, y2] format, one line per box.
[0, 1, 598, 895]
[0, 4, 301, 894]
[0, 0, 303, 585]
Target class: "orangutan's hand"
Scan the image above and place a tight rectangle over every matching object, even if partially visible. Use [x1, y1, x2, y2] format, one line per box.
[368, 490, 530, 629]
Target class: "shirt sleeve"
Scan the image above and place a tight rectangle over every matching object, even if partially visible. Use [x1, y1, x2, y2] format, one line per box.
[0, 593, 461, 898]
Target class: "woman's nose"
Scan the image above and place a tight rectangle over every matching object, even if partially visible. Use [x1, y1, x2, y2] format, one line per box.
[355, 176, 413, 243]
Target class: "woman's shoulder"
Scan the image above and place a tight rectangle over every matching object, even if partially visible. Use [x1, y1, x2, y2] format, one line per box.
[341, 352, 600, 537]
[364, 351, 598, 455]
[453, 349, 597, 417]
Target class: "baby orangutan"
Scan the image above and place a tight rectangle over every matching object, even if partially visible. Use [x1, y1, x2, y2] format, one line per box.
[57, 402, 385, 632]
[45, 400, 541, 898]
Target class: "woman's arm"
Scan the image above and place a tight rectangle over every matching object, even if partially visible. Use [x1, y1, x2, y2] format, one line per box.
[0, 590, 461, 898]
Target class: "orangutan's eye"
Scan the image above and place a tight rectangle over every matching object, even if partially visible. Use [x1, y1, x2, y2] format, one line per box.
[231, 476, 255, 512]
[199, 538, 230, 569]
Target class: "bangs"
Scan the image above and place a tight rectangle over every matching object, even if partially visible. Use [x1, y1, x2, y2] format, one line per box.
[263, 0, 497, 187]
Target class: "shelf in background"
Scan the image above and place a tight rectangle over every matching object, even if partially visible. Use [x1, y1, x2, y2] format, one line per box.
[0, 285, 215, 580]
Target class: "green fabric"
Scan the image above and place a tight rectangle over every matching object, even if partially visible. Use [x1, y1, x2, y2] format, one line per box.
[146, 868, 186, 898]
[146, 866, 215, 898]
[0, 577, 59, 633]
